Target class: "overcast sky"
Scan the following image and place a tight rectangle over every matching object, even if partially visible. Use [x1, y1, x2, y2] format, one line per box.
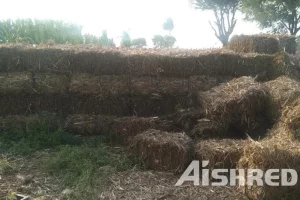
[0, 0, 264, 48]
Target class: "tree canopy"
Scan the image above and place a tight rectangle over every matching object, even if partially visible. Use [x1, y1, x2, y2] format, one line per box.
[241, 0, 300, 35]
[191, 0, 240, 46]
[163, 18, 174, 33]
[152, 35, 176, 48]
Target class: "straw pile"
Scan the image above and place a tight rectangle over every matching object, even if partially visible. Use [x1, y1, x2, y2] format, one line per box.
[263, 76, 300, 121]
[238, 139, 300, 200]
[130, 129, 194, 173]
[229, 35, 280, 54]
[200, 76, 271, 138]
[195, 139, 245, 169]
[278, 35, 297, 54]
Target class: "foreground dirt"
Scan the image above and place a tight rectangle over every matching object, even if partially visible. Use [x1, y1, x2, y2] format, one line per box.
[0, 152, 247, 200]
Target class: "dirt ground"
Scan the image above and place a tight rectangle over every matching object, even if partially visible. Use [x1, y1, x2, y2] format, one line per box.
[0, 151, 247, 200]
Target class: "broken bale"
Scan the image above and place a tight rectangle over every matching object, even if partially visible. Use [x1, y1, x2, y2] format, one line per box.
[169, 108, 204, 131]
[130, 129, 194, 173]
[195, 139, 245, 169]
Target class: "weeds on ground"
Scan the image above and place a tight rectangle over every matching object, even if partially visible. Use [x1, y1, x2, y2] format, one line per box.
[0, 114, 136, 199]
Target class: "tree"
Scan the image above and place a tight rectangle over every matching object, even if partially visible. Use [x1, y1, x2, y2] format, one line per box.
[131, 38, 147, 48]
[99, 31, 115, 47]
[152, 35, 176, 48]
[190, 0, 240, 46]
[241, 0, 300, 35]
[163, 18, 174, 34]
[120, 31, 131, 47]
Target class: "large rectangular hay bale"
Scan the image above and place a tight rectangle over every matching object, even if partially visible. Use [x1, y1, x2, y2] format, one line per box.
[0, 45, 276, 80]
[278, 35, 297, 54]
[195, 139, 245, 169]
[229, 35, 280, 54]
[263, 76, 300, 121]
[34, 73, 69, 94]
[130, 129, 194, 173]
[0, 72, 33, 94]
[200, 76, 271, 138]
[238, 139, 300, 200]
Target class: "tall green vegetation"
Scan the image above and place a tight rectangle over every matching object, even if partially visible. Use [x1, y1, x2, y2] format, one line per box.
[190, 0, 240, 46]
[241, 0, 300, 35]
[84, 31, 115, 46]
[120, 31, 131, 47]
[0, 19, 83, 44]
[0, 19, 115, 46]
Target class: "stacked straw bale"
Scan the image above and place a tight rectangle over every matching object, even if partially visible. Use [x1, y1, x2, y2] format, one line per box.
[238, 138, 300, 200]
[200, 76, 271, 138]
[0, 44, 276, 80]
[263, 76, 300, 121]
[0, 72, 33, 94]
[34, 73, 70, 94]
[278, 35, 297, 54]
[195, 139, 245, 169]
[229, 35, 280, 54]
[130, 129, 194, 173]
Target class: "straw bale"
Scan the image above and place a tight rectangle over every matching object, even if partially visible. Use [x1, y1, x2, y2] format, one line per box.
[238, 138, 300, 200]
[110, 117, 175, 144]
[0, 72, 33, 94]
[69, 73, 129, 96]
[278, 35, 297, 54]
[190, 119, 224, 139]
[0, 45, 276, 80]
[130, 129, 194, 173]
[263, 76, 300, 120]
[0, 46, 73, 73]
[169, 108, 204, 131]
[34, 73, 69, 94]
[200, 76, 271, 138]
[229, 35, 280, 54]
[64, 114, 115, 135]
[0, 94, 39, 115]
[195, 139, 245, 169]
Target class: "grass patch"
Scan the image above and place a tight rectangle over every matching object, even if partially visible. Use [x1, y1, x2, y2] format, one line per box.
[0, 115, 82, 156]
[0, 158, 14, 175]
[44, 137, 135, 199]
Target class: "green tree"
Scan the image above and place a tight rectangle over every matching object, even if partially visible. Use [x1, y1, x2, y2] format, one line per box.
[131, 38, 147, 48]
[163, 18, 174, 34]
[99, 31, 115, 47]
[190, 0, 240, 46]
[120, 31, 131, 47]
[241, 0, 300, 35]
[152, 35, 176, 48]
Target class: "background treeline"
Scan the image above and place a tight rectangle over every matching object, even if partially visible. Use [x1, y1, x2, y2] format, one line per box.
[0, 18, 176, 48]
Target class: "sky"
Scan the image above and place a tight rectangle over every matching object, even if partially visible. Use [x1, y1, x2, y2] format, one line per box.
[0, 0, 264, 48]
